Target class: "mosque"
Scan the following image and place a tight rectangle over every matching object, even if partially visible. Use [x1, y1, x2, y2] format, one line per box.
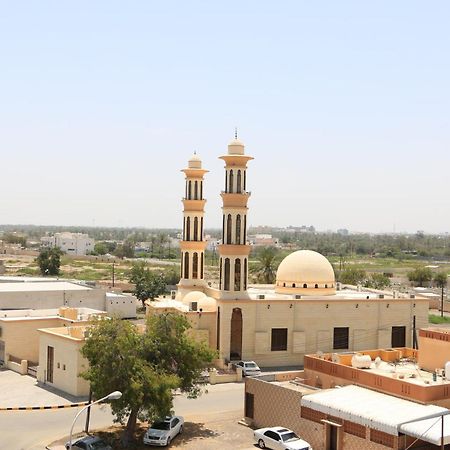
[146, 137, 428, 367]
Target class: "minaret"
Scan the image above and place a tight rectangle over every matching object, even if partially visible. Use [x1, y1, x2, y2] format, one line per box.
[218, 136, 253, 298]
[179, 153, 208, 290]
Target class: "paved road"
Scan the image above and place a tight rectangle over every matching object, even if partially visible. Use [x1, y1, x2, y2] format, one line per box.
[0, 382, 245, 449]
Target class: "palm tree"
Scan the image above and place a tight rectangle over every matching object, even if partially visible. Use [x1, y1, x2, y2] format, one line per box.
[255, 247, 279, 284]
[434, 272, 448, 317]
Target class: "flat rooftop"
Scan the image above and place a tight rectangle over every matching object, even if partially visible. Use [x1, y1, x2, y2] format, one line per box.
[0, 281, 93, 293]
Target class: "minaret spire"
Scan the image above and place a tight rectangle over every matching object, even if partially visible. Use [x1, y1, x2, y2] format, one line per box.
[218, 137, 254, 299]
[235, 127, 238, 139]
[179, 153, 208, 291]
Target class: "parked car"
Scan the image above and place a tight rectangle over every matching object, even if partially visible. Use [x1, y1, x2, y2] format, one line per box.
[143, 415, 184, 446]
[254, 426, 312, 450]
[234, 360, 261, 377]
[65, 435, 112, 450]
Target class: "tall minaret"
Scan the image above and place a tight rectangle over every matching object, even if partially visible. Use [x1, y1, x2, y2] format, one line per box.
[179, 153, 208, 291]
[218, 136, 253, 298]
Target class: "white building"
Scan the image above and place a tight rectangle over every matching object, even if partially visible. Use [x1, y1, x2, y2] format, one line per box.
[41, 232, 94, 256]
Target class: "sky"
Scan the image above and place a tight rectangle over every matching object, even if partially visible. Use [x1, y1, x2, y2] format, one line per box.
[0, 1, 449, 233]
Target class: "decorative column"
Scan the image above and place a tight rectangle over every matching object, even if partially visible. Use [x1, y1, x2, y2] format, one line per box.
[218, 137, 253, 298]
[179, 153, 208, 288]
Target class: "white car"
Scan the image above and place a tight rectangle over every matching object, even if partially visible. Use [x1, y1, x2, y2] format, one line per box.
[143, 415, 184, 446]
[235, 360, 261, 377]
[254, 427, 312, 450]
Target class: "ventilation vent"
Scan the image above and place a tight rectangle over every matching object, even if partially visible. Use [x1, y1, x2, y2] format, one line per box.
[257, 294, 265, 300]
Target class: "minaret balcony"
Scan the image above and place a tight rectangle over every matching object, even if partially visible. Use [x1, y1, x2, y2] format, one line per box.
[182, 199, 207, 211]
[220, 192, 251, 208]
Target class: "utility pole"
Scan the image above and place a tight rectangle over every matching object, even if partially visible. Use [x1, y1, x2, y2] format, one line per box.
[112, 262, 115, 288]
[84, 389, 92, 433]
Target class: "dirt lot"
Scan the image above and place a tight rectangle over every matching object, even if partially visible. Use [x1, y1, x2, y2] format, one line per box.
[50, 410, 256, 450]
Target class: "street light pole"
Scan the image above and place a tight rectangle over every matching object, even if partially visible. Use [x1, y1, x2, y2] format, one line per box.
[68, 391, 122, 450]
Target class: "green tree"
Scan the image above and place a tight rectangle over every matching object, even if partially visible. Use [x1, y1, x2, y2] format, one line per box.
[254, 247, 279, 284]
[434, 272, 448, 318]
[364, 273, 391, 289]
[94, 242, 108, 255]
[339, 267, 366, 285]
[114, 241, 135, 259]
[407, 267, 433, 287]
[130, 263, 167, 308]
[36, 248, 61, 276]
[81, 314, 214, 446]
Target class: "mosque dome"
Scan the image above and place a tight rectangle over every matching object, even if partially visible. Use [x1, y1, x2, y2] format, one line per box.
[227, 138, 245, 155]
[182, 290, 217, 312]
[188, 153, 202, 169]
[275, 250, 336, 296]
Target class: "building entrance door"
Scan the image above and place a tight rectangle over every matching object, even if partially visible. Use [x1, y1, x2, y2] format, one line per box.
[230, 308, 242, 360]
[327, 424, 338, 450]
[0, 340, 5, 365]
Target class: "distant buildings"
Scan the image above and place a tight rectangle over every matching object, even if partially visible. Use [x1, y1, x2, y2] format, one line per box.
[248, 234, 279, 247]
[41, 232, 94, 256]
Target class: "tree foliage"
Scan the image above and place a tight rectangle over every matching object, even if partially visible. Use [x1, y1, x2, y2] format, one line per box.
[81, 314, 215, 446]
[130, 262, 168, 307]
[36, 247, 61, 276]
[253, 247, 279, 284]
[339, 267, 367, 285]
[407, 267, 433, 287]
[364, 273, 391, 289]
[434, 272, 448, 289]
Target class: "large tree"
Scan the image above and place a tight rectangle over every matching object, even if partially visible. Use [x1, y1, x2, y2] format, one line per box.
[81, 314, 214, 446]
[339, 266, 366, 285]
[36, 247, 61, 276]
[434, 272, 448, 317]
[407, 266, 433, 287]
[129, 262, 167, 308]
[254, 247, 279, 284]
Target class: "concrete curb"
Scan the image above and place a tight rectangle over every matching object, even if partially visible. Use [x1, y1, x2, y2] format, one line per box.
[0, 401, 89, 411]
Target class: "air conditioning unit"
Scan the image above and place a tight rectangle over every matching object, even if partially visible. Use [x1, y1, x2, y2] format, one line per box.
[257, 294, 265, 300]
[410, 294, 415, 299]
[170, 290, 176, 300]
[378, 294, 385, 299]
[295, 295, 302, 299]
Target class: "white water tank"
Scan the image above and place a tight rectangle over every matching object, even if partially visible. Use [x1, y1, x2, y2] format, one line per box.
[351, 354, 372, 369]
[445, 361, 450, 380]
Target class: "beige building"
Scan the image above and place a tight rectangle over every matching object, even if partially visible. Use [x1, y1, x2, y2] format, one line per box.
[37, 325, 90, 396]
[0, 307, 105, 374]
[147, 138, 428, 368]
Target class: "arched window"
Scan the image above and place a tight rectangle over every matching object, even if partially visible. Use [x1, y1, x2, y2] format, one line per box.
[225, 171, 228, 193]
[200, 217, 203, 240]
[244, 258, 247, 290]
[303, 283, 307, 288]
[243, 215, 247, 243]
[243, 170, 246, 191]
[283, 282, 286, 287]
[219, 258, 223, 289]
[229, 170, 234, 193]
[227, 214, 232, 244]
[184, 252, 189, 279]
[315, 284, 319, 288]
[234, 258, 241, 291]
[201, 253, 204, 278]
[237, 170, 242, 193]
[193, 253, 198, 278]
[224, 258, 230, 291]
[222, 215, 225, 243]
[325, 284, 328, 288]
[194, 181, 198, 200]
[200, 181, 203, 199]
[180, 252, 184, 277]
[183, 217, 185, 241]
[185, 181, 188, 199]
[193, 217, 198, 241]
[292, 283, 296, 288]
[188, 180, 192, 200]
[186, 217, 191, 241]
[236, 214, 241, 244]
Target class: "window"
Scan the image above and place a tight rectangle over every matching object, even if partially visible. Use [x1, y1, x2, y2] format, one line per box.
[334, 327, 349, 349]
[191, 302, 198, 311]
[224, 258, 230, 291]
[315, 284, 318, 288]
[229, 170, 234, 193]
[245, 392, 254, 418]
[219, 259, 222, 289]
[244, 258, 247, 290]
[234, 259, 241, 291]
[47, 346, 54, 383]
[193, 217, 198, 241]
[201, 253, 204, 278]
[236, 215, 241, 244]
[271, 328, 288, 351]
[188, 180, 192, 199]
[186, 217, 191, 241]
[227, 214, 232, 244]
[237, 170, 242, 193]
[392, 326, 406, 347]
[184, 252, 189, 279]
[264, 430, 280, 441]
[192, 253, 198, 278]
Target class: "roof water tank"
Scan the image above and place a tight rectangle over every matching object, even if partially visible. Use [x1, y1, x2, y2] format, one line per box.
[351, 354, 372, 369]
[445, 361, 450, 380]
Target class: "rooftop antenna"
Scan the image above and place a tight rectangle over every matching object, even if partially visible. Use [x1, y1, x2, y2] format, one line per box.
[235, 127, 238, 139]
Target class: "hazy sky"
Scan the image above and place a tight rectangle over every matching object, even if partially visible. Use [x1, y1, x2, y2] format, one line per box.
[1, 1, 449, 233]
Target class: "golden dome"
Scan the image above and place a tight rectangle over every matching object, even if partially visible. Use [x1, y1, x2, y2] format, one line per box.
[188, 153, 202, 169]
[275, 250, 336, 296]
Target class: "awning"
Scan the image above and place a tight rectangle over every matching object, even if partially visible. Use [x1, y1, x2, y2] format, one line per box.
[301, 385, 449, 439]
[399, 415, 450, 446]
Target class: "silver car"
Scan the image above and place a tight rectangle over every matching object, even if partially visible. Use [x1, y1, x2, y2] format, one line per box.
[235, 360, 261, 377]
[143, 415, 184, 446]
[65, 435, 112, 450]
